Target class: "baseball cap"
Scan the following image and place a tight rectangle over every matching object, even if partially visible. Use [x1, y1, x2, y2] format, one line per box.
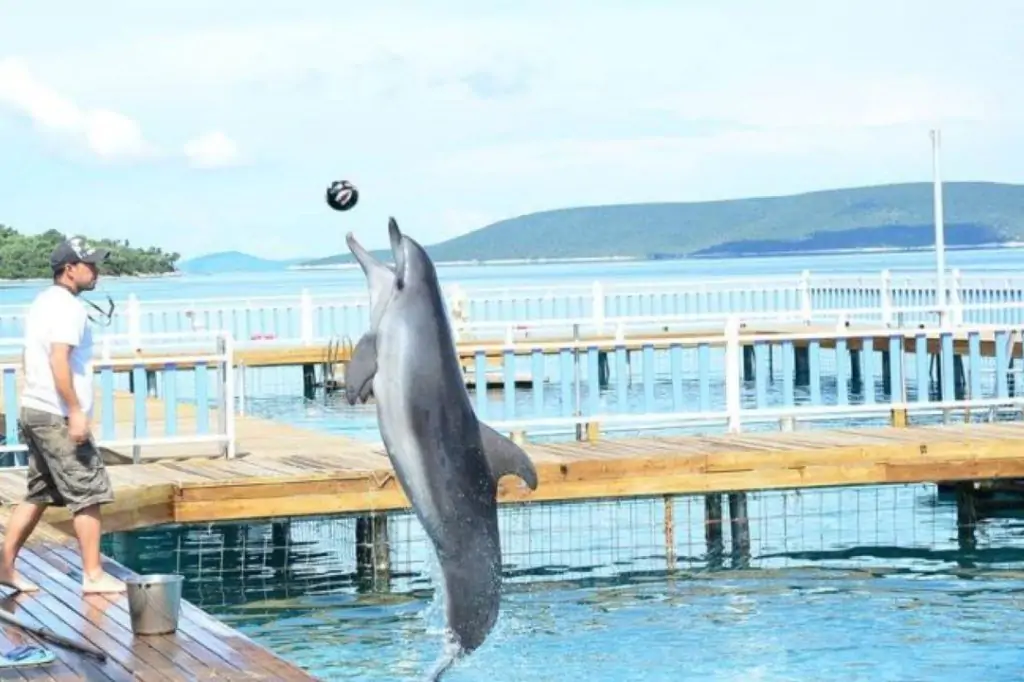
[50, 236, 110, 272]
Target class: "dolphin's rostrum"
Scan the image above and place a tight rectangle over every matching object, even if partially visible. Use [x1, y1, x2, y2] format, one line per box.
[344, 217, 539, 680]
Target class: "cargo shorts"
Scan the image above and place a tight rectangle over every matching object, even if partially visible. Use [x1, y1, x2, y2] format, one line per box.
[18, 407, 114, 513]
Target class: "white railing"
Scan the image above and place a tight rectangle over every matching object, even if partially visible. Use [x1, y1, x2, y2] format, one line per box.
[0, 331, 236, 465]
[469, 318, 1024, 438]
[2, 267, 1024, 349]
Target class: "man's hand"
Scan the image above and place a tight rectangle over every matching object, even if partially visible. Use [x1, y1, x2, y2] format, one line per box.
[68, 408, 89, 444]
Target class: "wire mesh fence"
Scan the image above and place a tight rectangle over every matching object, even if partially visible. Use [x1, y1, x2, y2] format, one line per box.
[102, 481, 1022, 614]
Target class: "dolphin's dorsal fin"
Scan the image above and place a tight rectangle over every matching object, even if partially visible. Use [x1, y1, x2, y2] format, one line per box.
[479, 422, 538, 490]
[345, 332, 378, 405]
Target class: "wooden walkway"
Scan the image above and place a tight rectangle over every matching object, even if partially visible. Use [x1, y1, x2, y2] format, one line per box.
[2, 420, 1023, 534]
[0, 513, 318, 681]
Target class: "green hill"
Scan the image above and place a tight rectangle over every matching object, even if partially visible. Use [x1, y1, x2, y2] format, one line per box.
[301, 181, 1024, 266]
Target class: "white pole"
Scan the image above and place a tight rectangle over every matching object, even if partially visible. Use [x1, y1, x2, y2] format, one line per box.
[931, 128, 947, 324]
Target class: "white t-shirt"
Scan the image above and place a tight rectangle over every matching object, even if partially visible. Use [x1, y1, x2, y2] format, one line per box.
[20, 285, 95, 418]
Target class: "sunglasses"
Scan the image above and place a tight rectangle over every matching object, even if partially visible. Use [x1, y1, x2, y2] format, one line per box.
[83, 294, 116, 327]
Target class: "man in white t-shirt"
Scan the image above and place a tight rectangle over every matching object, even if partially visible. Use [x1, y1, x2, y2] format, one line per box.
[0, 237, 125, 594]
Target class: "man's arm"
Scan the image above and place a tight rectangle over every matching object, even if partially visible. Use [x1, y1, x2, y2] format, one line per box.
[46, 301, 87, 424]
[49, 343, 81, 414]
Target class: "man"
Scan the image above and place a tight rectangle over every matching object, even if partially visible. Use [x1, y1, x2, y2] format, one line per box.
[0, 236, 125, 594]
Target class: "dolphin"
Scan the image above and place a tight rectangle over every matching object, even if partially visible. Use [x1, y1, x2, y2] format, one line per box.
[344, 217, 539, 680]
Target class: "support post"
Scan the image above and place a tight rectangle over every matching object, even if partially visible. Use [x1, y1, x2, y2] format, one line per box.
[302, 363, 316, 400]
[299, 288, 315, 345]
[664, 495, 676, 573]
[724, 317, 742, 433]
[355, 513, 392, 592]
[728, 492, 750, 569]
[704, 494, 724, 571]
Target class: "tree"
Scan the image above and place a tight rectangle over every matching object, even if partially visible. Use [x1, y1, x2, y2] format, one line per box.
[0, 224, 179, 279]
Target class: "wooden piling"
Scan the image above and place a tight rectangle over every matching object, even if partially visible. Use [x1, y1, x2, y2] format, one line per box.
[355, 513, 391, 591]
[664, 495, 677, 572]
[597, 351, 610, 389]
[742, 346, 755, 381]
[881, 350, 891, 395]
[704, 494, 724, 570]
[953, 355, 966, 400]
[954, 482, 977, 552]
[794, 345, 810, 386]
[849, 349, 862, 393]
[728, 492, 750, 569]
[302, 363, 316, 400]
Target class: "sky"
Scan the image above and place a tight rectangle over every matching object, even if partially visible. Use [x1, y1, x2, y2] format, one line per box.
[1, 1, 1023, 260]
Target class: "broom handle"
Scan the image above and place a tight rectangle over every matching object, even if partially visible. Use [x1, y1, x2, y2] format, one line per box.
[0, 608, 107, 662]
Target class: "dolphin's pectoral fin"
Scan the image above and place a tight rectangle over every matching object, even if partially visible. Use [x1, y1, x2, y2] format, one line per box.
[479, 422, 539, 490]
[344, 333, 378, 405]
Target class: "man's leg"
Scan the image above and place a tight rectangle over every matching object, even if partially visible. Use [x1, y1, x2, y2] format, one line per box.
[0, 502, 45, 592]
[0, 412, 62, 593]
[72, 504, 117, 588]
[32, 413, 123, 593]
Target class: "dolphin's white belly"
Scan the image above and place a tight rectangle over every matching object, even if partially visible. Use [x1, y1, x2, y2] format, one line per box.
[372, 345, 456, 547]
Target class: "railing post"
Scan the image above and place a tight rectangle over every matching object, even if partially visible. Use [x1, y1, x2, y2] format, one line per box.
[799, 270, 812, 325]
[219, 332, 237, 458]
[126, 294, 142, 352]
[949, 268, 963, 326]
[724, 316, 742, 432]
[299, 288, 314, 345]
[880, 269, 893, 327]
[448, 284, 467, 341]
[592, 281, 605, 333]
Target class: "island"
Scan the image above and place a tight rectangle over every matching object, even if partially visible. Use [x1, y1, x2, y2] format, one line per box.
[0, 225, 179, 280]
[300, 181, 1024, 267]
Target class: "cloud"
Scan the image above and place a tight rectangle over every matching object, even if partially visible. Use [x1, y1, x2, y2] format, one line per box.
[0, 56, 244, 169]
[183, 131, 240, 168]
[0, 56, 154, 160]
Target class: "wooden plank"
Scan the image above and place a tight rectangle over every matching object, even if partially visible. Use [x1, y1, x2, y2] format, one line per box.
[4, 421, 1024, 529]
[38, 545, 300, 681]
[0, 521, 319, 680]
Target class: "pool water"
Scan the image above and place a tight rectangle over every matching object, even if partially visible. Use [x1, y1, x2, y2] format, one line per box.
[221, 569, 1024, 681]
[104, 485, 1024, 682]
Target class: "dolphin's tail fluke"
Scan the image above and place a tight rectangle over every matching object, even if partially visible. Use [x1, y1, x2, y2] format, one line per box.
[424, 652, 457, 682]
[424, 637, 463, 681]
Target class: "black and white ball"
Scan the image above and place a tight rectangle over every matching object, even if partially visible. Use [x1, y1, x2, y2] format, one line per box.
[326, 180, 359, 211]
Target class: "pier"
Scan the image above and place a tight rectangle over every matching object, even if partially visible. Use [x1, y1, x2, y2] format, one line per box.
[0, 511, 318, 681]
[0, 420, 1021, 536]
[2, 273, 1024, 678]
[0, 315, 1019, 536]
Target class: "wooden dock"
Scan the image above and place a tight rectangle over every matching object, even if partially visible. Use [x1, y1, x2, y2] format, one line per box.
[2, 419, 1023, 535]
[0, 512, 318, 681]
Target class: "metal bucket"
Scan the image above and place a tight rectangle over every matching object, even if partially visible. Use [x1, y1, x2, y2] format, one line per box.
[126, 574, 184, 635]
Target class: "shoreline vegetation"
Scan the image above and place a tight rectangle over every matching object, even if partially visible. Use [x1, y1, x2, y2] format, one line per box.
[0, 225, 180, 281]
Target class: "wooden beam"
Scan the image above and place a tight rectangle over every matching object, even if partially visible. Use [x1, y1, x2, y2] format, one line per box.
[171, 433, 1024, 524]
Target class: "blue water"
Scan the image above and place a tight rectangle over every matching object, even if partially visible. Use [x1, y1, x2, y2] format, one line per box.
[57, 247, 1024, 680]
[106, 486, 1024, 681]
[3, 244, 1024, 306]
